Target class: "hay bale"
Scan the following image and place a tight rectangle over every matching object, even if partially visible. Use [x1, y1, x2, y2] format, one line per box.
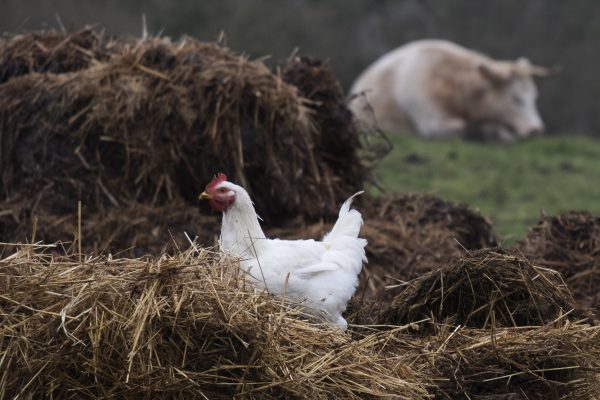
[427, 323, 600, 399]
[0, 244, 429, 399]
[0, 29, 367, 253]
[270, 193, 497, 300]
[377, 248, 578, 329]
[515, 211, 600, 315]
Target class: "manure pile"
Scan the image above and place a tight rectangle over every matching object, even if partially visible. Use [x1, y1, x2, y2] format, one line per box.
[348, 249, 600, 399]
[372, 248, 581, 328]
[516, 211, 600, 315]
[0, 29, 114, 82]
[1, 28, 599, 399]
[2, 244, 599, 399]
[0, 28, 365, 255]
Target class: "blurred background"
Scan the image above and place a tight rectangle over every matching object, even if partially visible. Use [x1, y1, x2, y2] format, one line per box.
[3, 0, 600, 135]
[1, 0, 599, 240]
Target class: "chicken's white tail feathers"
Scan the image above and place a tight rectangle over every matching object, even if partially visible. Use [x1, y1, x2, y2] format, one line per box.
[339, 191, 364, 214]
[323, 191, 365, 243]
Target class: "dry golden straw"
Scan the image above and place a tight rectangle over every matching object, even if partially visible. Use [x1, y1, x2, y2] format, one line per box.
[0, 243, 428, 399]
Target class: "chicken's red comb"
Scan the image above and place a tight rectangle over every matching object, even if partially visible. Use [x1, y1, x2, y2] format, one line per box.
[206, 173, 228, 190]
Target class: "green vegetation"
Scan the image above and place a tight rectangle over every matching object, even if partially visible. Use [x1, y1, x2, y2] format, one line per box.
[374, 134, 600, 243]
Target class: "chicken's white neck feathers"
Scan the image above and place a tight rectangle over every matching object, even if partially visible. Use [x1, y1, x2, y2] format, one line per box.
[220, 183, 266, 258]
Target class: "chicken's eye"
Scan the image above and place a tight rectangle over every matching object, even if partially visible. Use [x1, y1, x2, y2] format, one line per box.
[218, 188, 228, 193]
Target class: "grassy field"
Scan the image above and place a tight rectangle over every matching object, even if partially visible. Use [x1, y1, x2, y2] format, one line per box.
[374, 134, 600, 243]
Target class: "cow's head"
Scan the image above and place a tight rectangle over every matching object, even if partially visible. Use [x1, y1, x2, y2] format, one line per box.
[474, 57, 548, 141]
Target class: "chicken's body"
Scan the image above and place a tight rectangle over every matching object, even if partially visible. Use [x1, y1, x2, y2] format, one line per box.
[202, 174, 367, 329]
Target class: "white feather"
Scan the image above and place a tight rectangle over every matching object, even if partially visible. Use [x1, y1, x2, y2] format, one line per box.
[214, 181, 367, 330]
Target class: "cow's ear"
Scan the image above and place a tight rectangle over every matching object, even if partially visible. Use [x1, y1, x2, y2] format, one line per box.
[478, 63, 511, 85]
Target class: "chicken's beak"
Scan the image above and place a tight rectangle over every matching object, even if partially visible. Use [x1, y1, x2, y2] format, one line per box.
[199, 191, 212, 200]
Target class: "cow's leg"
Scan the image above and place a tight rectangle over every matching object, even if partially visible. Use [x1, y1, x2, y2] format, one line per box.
[410, 100, 467, 138]
[412, 109, 466, 138]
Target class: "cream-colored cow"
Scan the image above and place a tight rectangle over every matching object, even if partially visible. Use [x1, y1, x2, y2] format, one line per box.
[349, 40, 548, 141]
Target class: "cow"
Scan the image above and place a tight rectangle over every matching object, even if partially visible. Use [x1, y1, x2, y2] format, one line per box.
[349, 40, 549, 142]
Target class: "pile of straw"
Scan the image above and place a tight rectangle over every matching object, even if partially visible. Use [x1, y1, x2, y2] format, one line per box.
[346, 247, 600, 398]
[516, 211, 600, 315]
[427, 322, 600, 399]
[375, 249, 580, 329]
[0, 28, 366, 255]
[0, 244, 429, 399]
[2, 243, 599, 399]
[2, 200, 221, 256]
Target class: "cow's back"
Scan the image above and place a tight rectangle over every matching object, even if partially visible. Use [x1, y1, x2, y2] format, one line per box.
[349, 40, 489, 134]
[349, 45, 414, 132]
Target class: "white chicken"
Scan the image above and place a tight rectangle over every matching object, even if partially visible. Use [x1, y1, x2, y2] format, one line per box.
[200, 173, 367, 329]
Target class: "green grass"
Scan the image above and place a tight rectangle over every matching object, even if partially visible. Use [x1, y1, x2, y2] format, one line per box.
[374, 134, 600, 243]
